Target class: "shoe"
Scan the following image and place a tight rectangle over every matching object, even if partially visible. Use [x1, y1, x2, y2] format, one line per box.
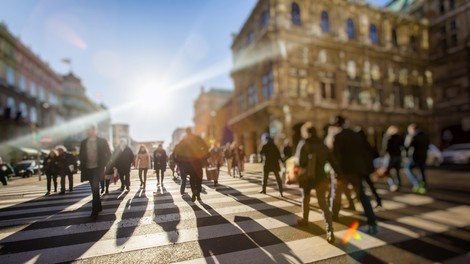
[59, 191, 65, 195]
[367, 224, 378, 235]
[279, 192, 284, 198]
[161, 183, 164, 187]
[375, 200, 382, 208]
[90, 212, 98, 220]
[297, 218, 308, 227]
[259, 190, 266, 194]
[54, 189, 57, 193]
[45, 192, 50, 196]
[120, 186, 124, 191]
[344, 205, 356, 211]
[412, 185, 420, 193]
[126, 187, 130, 191]
[100, 189, 105, 194]
[326, 230, 335, 244]
[418, 187, 427, 194]
[191, 195, 196, 202]
[197, 196, 202, 202]
[69, 189, 73, 192]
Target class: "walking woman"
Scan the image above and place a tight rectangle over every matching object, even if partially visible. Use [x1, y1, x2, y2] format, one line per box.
[135, 145, 151, 190]
[43, 149, 58, 195]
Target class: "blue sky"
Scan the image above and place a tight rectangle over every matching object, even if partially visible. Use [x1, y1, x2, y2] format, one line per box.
[0, 0, 389, 145]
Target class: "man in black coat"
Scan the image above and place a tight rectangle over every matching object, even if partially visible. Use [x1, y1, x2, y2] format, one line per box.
[404, 123, 429, 194]
[56, 146, 78, 194]
[114, 139, 134, 191]
[173, 128, 208, 202]
[259, 135, 283, 197]
[153, 144, 168, 186]
[331, 116, 378, 234]
[79, 125, 111, 219]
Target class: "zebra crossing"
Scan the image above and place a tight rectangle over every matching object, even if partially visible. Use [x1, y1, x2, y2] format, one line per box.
[0, 169, 469, 263]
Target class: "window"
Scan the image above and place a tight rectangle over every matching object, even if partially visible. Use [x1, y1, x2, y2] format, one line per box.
[248, 84, 258, 106]
[411, 85, 422, 109]
[237, 93, 245, 112]
[38, 86, 45, 101]
[347, 18, 355, 39]
[262, 71, 274, 100]
[439, 0, 445, 14]
[30, 106, 37, 124]
[410, 36, 418, 52]
[321, 81, 336, 100]
[288, 68, 308, 97]
[449, 0, 455, 10]
[450, 20, 457, 31]
[30, 81, 37, 97]
[291, 2, 301, 26]
[348, 86, 361, 104]
[6, 97, 15, 119]
[369, 24, 379, 45]
[19, 74, 27, 92]
[450, 34, 458, 47]
[6, 66, 14, 86]
[19, 102, 28, 121]
[321, 11, 329, 33]
[392, 29, 398, 47]
[247, 31, 254, 44]
[393, 83, 404, 108]
[261, 10, 269, 27]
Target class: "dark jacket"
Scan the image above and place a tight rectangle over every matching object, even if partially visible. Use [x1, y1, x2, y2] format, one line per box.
[79, 137, 111, 182]
[387, 134, 404, 157]
[114, 146, 134, 173]
[43, 156, 57, 175]
[174, 134, 208, 172]
[153, 148, 168, 171]
[259, 138, 282, 172]
[408, 130, 429, 164]
[333, 128, 372, 176]
[297, 136, 341, 188]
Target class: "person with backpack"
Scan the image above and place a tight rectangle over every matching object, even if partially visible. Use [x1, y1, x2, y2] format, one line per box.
[295, 121, 341, 244]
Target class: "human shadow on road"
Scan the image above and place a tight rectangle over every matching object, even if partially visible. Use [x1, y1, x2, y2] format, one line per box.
[0, 183, 125, 263]
[116, 188, 148, 246]
[153, 185, 180, 244]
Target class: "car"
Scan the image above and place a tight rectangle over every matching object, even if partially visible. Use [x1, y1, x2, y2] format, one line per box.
[442, 143, 470, 165]
[427, 144, 443, 167]
[13, 160, 40, 178]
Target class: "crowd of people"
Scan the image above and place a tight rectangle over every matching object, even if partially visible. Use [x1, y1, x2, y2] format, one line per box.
[4, 116, 430, 242]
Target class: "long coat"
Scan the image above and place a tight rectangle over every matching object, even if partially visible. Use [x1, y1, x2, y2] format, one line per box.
[153, 148, 168, 171]
[79, 137, 111, 182]
[114, 146, 134, 174]
[333, 128, 371, 176]
[259, 138, 282, 172]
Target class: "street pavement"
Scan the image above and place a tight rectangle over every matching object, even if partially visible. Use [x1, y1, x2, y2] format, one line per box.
[0, 164, 469, 263]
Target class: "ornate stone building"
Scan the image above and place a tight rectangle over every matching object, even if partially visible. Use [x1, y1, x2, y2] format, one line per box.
[229, 0, 434, 156]
[193, 87, 232, 143]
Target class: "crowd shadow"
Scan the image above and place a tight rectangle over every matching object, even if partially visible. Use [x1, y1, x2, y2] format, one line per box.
[115, 189, 148, 246]
[0, 183, 125, 263]
[153, 185, 180, 244]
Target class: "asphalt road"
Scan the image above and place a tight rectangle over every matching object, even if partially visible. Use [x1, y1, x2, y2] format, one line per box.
[0, 164, 469, 263]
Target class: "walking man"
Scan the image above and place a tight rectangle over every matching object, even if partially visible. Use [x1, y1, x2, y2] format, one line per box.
[114, 139, 134, 191]
[259, 135, 284, 197]
[79, 125, 111, 219]
[404, 123, 429, 194]
[153, 143, 168, 186]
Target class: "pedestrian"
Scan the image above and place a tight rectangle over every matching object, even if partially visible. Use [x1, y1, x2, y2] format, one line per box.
[101, 141, 114, 195]
[43, 150, 58, 195]
[383, 125, 404, 191]
[56, 146, 78, 194]
[79, 124, 111, 219]
[173, 127, 208, 202]
[224, 142, 233, 177]
[173, 140, 188, 195]
[207, 143, 221, 186]
[135, 144, 151, 190]
[330, 115, 378, 234]
[295, 121, 340, 244]
[238, 144, 246, 175]
[231, 141, 242, 178]
[114, 138, 134, 191]
[404, 123, 429, 194]
[259, 135, 284, 197]
[153, 143, 168, 186]
[168, 152, 177, 179]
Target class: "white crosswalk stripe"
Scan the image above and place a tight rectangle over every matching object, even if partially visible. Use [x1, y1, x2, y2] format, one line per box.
[0, 169, 469, 263]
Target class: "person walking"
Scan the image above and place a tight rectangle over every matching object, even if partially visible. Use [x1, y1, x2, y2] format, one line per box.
[173, 128, 208, 202]
[56, 146, 78, 193]
[79, 125, 111, 219]
[238, 144, 246, 176]
[383, 125, 404, 192]
[295, 122, 341, 244]
[135, 145, 151, 190]
[153, 144, 168, 186]
[43, 150, 58, 195]
[207, 143, 221, 186]
[224, 143, 233, 177]
[330, 116, 378, 234]
[114, 139, 134, 191]
[404, 123, 429, 194]
[259, 135, 284, 197]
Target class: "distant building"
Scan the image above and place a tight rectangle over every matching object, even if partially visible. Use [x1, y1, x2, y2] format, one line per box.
[169, 127, 186, 152]
[62, 72, 111, 150]
[0, 22, 65, 158]
[131, 140, 163, 156]
[111, 124, 130, 149]
[193, 87, 232, 143]
[229, 0, 434, 156]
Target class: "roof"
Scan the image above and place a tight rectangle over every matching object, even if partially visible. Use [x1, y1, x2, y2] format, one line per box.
[385, 0, 417, 12]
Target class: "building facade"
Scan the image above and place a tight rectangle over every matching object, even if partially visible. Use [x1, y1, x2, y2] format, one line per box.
[0, 23, 65, 158]
[111, 124, 131, 149]
[169, 127, 186, 152]
[193, 87, 232, 143]
[229, 0, 434, 156]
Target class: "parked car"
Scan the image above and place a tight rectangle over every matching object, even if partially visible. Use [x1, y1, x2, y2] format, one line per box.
[442, 143, 470, 165]
[13, 160, 40, 178]
[427, 144, 443, 167]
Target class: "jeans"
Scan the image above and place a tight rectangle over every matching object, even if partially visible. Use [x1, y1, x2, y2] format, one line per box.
[60, 173, 73, 192]
[261, 169, 283, 194]
[301, 179, 333, 231]
[138, 168, 148, 187]
[46, 173, 57, 192]
[387, 156, 402, 187]
[118, 169, 131, 189]
[404, 158, 426, 187]
[188, 167, 203, 198]
[332, 174, 376, 226]
[179, 167, 187, 194]
[86, 168, 102, 213]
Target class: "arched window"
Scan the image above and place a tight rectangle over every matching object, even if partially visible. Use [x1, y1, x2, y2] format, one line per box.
[30, 106, 37, 124]
[392, 29, 398, 47]
[261, 10, 269, 27]
[321, 11, 329, 33]
[410, 35, 418, 51]
[347, 18, 355, 39]
[370, 24, 379, 45]
[19, 102, 28, 121]
[291, 2, 301, 25]
[6, 97, 15, 119]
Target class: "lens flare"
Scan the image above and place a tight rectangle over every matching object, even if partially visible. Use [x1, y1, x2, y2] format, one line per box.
[342, 221, 362, 244]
